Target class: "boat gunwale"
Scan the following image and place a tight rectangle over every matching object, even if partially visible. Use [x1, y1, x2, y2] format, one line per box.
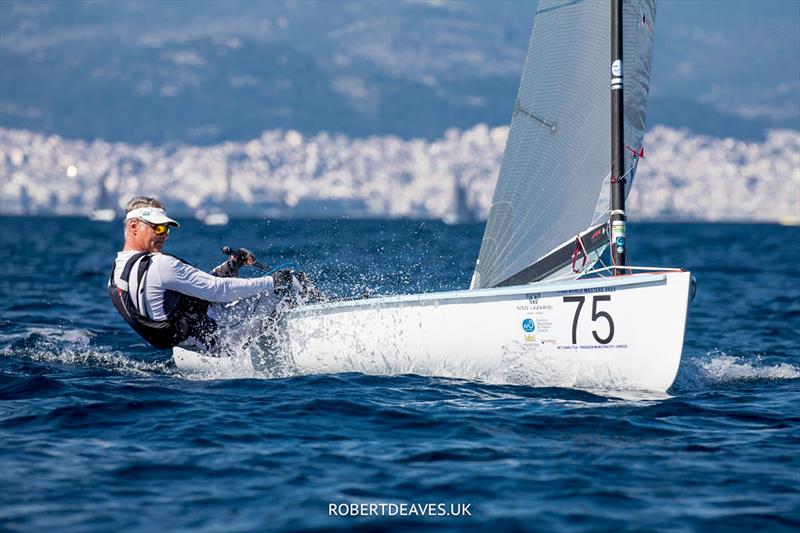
[287, 269, 689, 317]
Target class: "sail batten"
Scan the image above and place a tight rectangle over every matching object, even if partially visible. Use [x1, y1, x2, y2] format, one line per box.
[472, 0, 656, 289]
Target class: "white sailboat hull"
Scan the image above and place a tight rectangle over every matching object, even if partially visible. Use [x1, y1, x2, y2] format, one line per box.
[89, 208, 116, 222]
[202, 213, 230, 226]
[174, 271, 692, 392]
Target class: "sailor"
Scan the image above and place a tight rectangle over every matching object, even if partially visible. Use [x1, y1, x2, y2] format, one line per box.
[108, 196, 285, 351]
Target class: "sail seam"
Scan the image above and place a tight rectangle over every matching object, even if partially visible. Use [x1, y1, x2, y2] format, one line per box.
[514, 99, 557, 133]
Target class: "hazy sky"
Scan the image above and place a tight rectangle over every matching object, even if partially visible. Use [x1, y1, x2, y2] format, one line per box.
[1, 0, 797, 142]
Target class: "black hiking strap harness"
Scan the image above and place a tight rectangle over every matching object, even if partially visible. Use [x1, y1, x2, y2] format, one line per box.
[108, 252, 217, 350]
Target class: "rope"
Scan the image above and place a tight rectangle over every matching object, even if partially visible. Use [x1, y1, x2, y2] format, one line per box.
[571, 233, 589, 273]
[266, 261, 301, 275]
[595, 246, 610, 274]
[610, 158, 639, 184]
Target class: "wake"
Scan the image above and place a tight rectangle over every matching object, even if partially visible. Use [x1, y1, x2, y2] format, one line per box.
[673, 349, 800, 391]
[5, 328, 798, 396]
[1, 327, 175, 377]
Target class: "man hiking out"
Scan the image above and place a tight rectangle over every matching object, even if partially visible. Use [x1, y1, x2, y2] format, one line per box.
[108, 196, 292, 351]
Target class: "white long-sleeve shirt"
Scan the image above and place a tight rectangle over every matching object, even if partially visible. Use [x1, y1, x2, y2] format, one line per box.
[114, 251, 275, 320]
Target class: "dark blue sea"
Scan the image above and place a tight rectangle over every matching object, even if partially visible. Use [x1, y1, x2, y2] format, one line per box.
[1, 217, 798, 532]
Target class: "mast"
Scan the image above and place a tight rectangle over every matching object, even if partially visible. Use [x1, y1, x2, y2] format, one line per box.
[610, 0, 627, 273]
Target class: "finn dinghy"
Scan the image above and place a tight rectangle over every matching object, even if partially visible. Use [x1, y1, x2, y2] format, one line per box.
[174, 0, 694, 392]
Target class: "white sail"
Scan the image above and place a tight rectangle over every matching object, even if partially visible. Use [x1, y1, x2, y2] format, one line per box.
[472, 0, 656, 289]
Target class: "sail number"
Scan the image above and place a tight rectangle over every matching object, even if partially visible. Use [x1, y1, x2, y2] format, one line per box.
[562, 295, 615, 344]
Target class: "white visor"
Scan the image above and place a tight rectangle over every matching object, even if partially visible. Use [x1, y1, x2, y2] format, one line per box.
[125, 207, 180, 227]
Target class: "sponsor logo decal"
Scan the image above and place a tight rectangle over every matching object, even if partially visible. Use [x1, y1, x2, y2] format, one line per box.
[522, 318, 535, 332]
[555, 286, 616, 295]
[516, 304, 553, 312]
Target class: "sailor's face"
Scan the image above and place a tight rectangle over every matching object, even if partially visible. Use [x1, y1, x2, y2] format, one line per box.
[148, 227, 167, 252]
[132, 220, 168, 252]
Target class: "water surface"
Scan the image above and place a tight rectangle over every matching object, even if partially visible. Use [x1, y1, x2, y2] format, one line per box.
[1, 218, 798, 531]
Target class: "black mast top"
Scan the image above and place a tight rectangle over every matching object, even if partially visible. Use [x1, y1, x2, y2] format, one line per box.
[610, 0, 628, 273]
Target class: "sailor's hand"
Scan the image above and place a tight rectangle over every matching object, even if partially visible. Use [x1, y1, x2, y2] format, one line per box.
[240, 248, 256, 265]
[273, 268, 295, 294]
[221, 245, 271, 272]
[228, 247, 256, 266]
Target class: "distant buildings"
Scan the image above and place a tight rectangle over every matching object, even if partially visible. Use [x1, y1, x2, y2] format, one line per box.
[1, 124, 798, 223]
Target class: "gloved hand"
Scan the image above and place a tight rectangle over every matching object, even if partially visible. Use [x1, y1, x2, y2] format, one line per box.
[213, 247, 257, 278]
[273, 268, 295, 295]
[228, 247, 256, 267]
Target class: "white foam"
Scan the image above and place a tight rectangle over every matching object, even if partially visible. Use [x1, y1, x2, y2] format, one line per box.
[33, 346, 173, 376]
[675, 350, 800, 390]
[2, 327, 174, 377]
[174, 338, 667, 401]
[697, 354, 800, 381]
[0, 326, 93, 344]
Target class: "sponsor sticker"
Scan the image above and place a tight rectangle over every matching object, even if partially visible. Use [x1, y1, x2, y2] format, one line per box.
[516, 304, 553, 312]
[522, 318, 535, 332]
[555, 286, 616, 295]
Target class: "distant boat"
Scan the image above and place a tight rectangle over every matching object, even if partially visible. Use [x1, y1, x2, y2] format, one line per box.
[202, 212, 230, 226]
[88, 170, 117, 221]
[442, 179, 477, 225]
[200, 153, 241, 226]
[89, 208, 116, 222]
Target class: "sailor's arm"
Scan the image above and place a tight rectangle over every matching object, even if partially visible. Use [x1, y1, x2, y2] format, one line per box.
[211, 259, 240, 278]
[157, 255, 274, 302]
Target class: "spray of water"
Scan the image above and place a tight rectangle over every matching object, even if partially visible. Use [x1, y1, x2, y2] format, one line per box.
[673, 349, 800, 391]
[6, 324, 797, 397]
[2, 327, 174, 376]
